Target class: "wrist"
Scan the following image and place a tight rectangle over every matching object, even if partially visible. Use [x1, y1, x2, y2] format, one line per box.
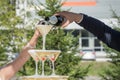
[26, 35, 39, 49]
[23, 43, 35, 49]
[75, 13, 83, 24]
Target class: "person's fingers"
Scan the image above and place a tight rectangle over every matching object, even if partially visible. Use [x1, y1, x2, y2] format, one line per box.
[54, 11, 72, 27]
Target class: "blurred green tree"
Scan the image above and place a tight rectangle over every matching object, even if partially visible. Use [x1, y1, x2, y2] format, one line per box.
[0, 0, 30, 66]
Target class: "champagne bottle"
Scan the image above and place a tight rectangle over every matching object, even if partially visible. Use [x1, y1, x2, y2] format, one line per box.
[45, 15, 64, 26]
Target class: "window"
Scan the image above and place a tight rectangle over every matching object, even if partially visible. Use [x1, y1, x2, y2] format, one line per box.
[94, 39, 100, 47]
[80, 30, 104, 51]
[82, 39, 89, 47]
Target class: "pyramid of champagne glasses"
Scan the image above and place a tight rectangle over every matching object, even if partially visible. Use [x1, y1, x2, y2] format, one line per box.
[21, 21, 68, 80]
[28, 23, 61, 77]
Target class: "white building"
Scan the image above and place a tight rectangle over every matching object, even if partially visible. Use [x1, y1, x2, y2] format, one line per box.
[62, 0, 120, 61]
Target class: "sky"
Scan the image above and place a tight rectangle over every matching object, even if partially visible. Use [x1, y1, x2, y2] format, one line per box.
[40, 0, 120, 18]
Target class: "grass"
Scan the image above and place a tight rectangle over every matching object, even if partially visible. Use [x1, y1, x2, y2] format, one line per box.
[80, 61, 112, 76]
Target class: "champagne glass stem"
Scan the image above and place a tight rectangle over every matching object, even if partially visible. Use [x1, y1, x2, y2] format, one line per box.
[42, 61, 45, 76]
[52, 61, 55, 75]
[35, 61, 38, 75]
[42, 35, 46, 50]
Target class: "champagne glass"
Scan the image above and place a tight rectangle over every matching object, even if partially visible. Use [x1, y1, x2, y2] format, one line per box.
[41, 55, 47, 76]
[48, 51, 61, 76]
[36, 24, 52, 50]
[28, 50, 39, 76]
[36, 51, 47, 76]
[48, 54, 56, 76]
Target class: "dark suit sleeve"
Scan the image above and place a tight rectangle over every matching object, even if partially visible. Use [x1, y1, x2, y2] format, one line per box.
[78, 14, 120, 52]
